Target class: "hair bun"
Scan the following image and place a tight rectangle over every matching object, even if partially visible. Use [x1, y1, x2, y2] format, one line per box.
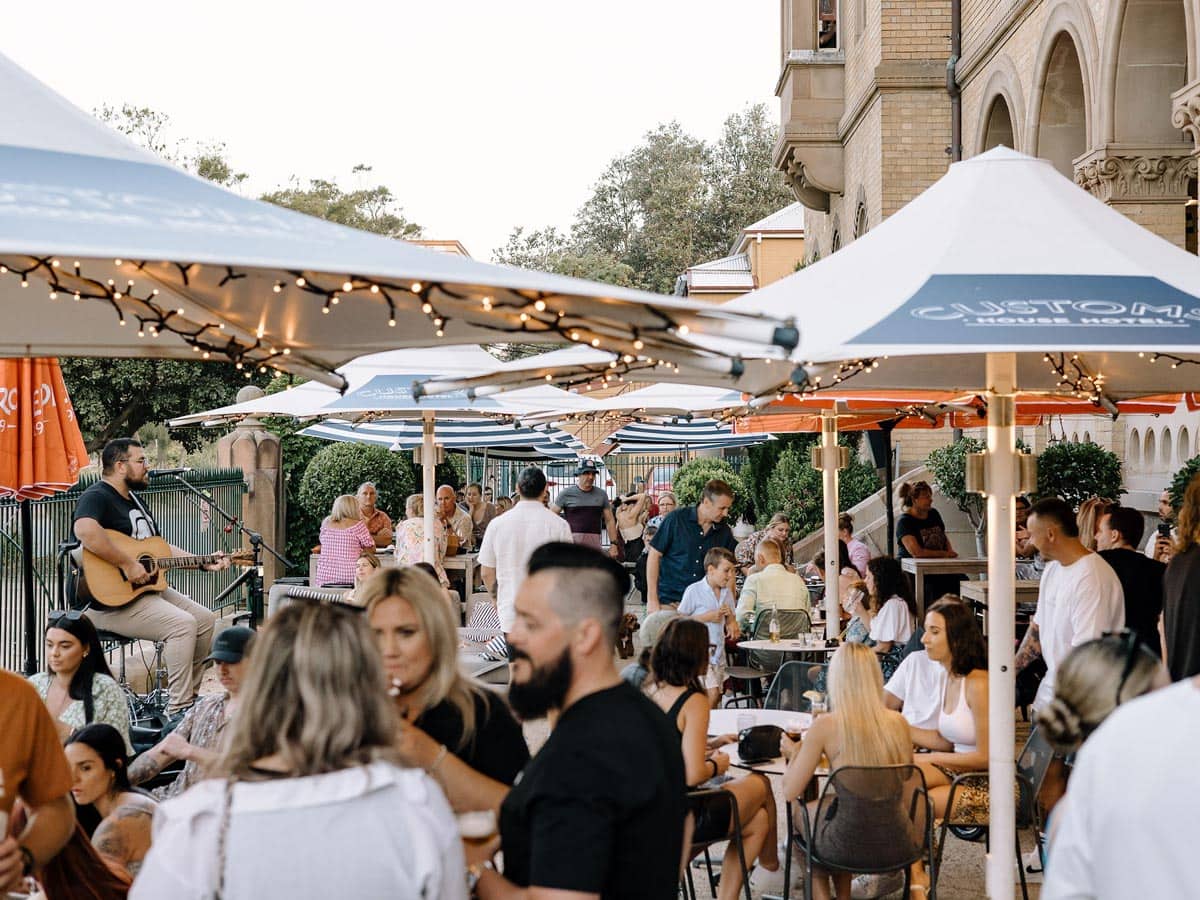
[1035, 698, 1084, 753]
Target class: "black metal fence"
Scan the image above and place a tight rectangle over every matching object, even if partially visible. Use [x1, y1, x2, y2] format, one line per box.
[1, 469, 247, 672]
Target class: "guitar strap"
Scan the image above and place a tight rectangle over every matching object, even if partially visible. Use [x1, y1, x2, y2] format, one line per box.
[128, 491, 161, 538]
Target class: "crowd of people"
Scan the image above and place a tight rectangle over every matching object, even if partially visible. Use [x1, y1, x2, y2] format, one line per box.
[7, 438, 1200, 900]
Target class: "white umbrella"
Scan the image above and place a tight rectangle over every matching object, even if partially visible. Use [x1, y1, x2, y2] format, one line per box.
[0, 53, 795, 389]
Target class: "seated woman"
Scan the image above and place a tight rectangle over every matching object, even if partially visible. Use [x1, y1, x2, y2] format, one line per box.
[1037, 632, 1167, 853]
[65, 723, 156, 879]
[30, 611, 132, 753]
[341, 550, 382, 606]
[131, 602, 466, 898]
[780, 642, 913, 900]
[315, 493, 375, 587]
[363, 566, 529, 812]
[395, 493, 451, 588]
[841, 579, 873, 645]
[861, 556, 917, 681]
[646, 618, 778, 900]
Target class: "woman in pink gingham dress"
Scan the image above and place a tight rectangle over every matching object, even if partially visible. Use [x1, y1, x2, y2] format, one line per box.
[315, 495, 375, 586]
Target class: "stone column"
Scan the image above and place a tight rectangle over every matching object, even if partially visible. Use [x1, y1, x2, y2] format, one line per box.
[216, 387, 284, 588]
[1074, 145, 1196, 247]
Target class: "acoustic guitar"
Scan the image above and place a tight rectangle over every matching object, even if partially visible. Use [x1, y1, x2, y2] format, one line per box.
[78, 531, 253, 609]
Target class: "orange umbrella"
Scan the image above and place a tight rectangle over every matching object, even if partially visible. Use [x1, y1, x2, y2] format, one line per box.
[0, 358, 90, 673]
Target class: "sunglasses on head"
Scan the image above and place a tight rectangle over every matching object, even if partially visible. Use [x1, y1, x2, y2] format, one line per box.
[1101, 629, 1142, 707]
[50, 609, 87, 627]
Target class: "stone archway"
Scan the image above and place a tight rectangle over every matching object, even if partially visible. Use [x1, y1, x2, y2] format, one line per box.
[1113, 0, 1189, 143]
[1037, 33, 1089, 178]
[982, 95, 1016, 152]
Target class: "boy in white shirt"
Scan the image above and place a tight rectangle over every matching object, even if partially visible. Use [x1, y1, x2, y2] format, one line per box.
[679, 547, 740, 708]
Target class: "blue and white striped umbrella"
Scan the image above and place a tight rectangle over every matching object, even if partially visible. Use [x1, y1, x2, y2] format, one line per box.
[607, 419, 771, 453]
[299, 418, 584, 461]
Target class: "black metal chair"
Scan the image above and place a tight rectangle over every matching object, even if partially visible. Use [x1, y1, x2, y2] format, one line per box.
[931, 730, 1056, 900]
[726, 608, 813, 706]
[681, 789, 753, 900]
[764, 660, 829, 713]
[784, 763, 937, 900]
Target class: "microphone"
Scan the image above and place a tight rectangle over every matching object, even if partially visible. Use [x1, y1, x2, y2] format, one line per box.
[148, 467, 192, 478]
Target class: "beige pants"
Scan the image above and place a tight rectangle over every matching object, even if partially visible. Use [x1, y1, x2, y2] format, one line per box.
[86, 586, 216, 713]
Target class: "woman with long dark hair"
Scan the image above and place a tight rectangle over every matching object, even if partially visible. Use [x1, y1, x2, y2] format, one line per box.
[29, 611, 131, 752]
[646, 618, 778, 900]
[861, 557, 917, 680]
[64, 723, 156, 879]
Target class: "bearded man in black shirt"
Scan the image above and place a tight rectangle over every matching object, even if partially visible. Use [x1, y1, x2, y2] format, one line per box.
[466, 542, 686, 900]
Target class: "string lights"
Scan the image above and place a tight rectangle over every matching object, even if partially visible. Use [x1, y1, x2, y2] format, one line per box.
[1139, 351, 1200, 370]
[1042, 352, 1120, 417]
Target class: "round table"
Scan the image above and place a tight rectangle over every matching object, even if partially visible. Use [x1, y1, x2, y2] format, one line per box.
[737, 638, 840, 654]
[707, 709, 811, 776]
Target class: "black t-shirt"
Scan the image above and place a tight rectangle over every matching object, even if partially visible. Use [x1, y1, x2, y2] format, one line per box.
[896, 509, 949, 559]
[1163, 544, 1200, 680]
[499, 683, 686, 898]
[1098, 548, 1165, 657]
[73, 482, 158, 538]
[416, 690, 529, 786]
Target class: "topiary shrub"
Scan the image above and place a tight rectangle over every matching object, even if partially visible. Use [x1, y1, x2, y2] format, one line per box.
[298, 443, 416, 547]
[1036, 440, 1124, 508]
[1168, 455, 1200, 511]
[672, 457, 749, 524]
[765, 441, 881, 541]
[927, 436, 987, 532]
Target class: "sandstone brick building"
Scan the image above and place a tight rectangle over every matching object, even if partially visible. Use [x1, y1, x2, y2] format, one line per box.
[774, 0, 1200, 508]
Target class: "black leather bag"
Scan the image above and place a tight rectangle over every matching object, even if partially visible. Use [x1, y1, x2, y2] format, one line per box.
[738, 724, 783, 762]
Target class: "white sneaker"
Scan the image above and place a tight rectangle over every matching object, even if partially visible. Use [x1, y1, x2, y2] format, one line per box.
[1022, 845, 1044, 874]
[851, 871, 905, 899]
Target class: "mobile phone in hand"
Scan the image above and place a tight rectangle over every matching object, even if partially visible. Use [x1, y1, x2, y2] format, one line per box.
[1159, 522, 1172, 539]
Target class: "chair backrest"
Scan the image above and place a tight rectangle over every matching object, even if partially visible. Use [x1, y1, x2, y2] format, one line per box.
[764, 660, 828, 712]
[806, 764, 932, 873]
[1016, 725, 1056, 826]
[686, 788, 740, 848]
[748, 607, 813, 670]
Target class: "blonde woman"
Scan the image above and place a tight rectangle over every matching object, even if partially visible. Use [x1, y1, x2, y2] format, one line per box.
[315, 494, 374, 587]
[342, 551, 382, 607]
[131, 602, 466, 899]
[364, 567, 529, 813]
[1076, 496, 1115, 551]
[781, 642, 913, 900]
[394, 493, 450, 587]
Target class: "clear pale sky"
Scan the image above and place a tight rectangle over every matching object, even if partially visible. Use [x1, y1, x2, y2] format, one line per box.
[4, 1, 779, 260]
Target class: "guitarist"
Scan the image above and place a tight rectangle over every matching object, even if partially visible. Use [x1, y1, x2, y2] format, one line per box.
[73, 439, 229, 717]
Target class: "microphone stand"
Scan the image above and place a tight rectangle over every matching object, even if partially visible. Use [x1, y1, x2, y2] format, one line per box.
[167, 473, 292, 629]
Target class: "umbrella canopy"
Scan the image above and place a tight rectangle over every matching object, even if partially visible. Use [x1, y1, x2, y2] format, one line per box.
[604, 419, 771, 453]
[0, 53, 794, 389]
[0, 358, 90, 675]
[298, 418, 584, 461]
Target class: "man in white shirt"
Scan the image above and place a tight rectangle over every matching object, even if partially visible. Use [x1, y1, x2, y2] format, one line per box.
[884, 649, 946, 730]
[478, 467, 572, 636]
[1043, 677, 1200, 899]
[1016, 497, 1125, 711]
[735, 538, 810, 630]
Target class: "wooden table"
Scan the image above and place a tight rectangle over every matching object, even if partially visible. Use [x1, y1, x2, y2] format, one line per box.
[958, 580, 1040, 635]
[309, 549, 481, 594]
[900, 557, 989, 620]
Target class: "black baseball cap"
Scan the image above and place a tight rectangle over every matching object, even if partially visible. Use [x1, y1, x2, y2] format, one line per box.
[205, 626, 255, 663]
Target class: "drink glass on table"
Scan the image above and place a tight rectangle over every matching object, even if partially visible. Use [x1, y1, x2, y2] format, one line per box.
[785, 717, 805, 742]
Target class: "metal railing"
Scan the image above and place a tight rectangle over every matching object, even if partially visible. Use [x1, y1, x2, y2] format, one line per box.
[0, 469, 247, 672]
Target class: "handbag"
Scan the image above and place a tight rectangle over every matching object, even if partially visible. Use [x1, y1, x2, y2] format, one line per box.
[738, 724, 784, 763]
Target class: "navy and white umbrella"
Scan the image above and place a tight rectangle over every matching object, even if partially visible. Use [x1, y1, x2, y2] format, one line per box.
[606, 419, 770, 453]
[298, 418, 583, 461]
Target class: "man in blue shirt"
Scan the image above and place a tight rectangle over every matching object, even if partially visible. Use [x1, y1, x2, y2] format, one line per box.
[645, 479, 737, 614]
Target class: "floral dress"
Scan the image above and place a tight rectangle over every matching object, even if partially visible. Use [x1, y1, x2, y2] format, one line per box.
[395, 516, 450, 587]
[28, 671, 132, 753]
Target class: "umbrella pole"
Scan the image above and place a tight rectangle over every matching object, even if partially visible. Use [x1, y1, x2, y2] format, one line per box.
[984, 352, 1016, 899]
[821, 410, 840, 640]
[422, 412, 437, 565]
[881, 420, 897, 557]
[21, 498, 37, 676]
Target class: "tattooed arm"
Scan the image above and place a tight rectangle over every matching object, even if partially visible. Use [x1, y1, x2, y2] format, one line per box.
[1014, 623, 1042, 672]
[92, 806, 154, 873]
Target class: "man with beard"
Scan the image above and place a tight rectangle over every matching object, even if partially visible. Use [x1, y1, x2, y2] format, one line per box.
[73, 439, 226, 715]
[466, 542, 686, 900]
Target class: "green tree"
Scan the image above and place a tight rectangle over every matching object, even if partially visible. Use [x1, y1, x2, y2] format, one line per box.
[743, 433, 819, 524]
[1169, 455, 1200, 511]
[671, 457, 749, 524]
[261, 165, 422, 239]
[1036, 441, 1124, 508]
[764, 439, 881, 541]
[926, 436, 988, 533]
[493, 227, 636, 287]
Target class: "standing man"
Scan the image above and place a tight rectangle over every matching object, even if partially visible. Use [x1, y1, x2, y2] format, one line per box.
[467, 542, 686, 899]
[478, 467, 572, 641]
[0, 670, 76, 892]
[1015, 497, 1124, 711]
[551, 460, 619, 558]
[645, 478, 737, 614]
[436, 484, 474, 553]
[1146, 487, 1177, 562]
[129, 625, 255, 798]
[356, 482, 393, 549]
[74, 439, 226, 715]
[1164, 472, 1200, 680]
[1096, 506, 1165, 656]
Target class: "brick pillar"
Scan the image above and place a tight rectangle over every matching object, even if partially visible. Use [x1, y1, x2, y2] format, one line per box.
[1074, 145, 1196, 247]
[216, 387, 284, 588]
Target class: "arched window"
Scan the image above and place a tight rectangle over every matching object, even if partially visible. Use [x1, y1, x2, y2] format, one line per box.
[1084, 431, 1092, 443]
[1145, 430, 1157, 469]
[1182, 427, 1193, 462]
[831, 230, 842, 253]
[1129, 428, 1141, 468]
[853, 203, 868, 239]
[1163, 427, 1174, 468]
